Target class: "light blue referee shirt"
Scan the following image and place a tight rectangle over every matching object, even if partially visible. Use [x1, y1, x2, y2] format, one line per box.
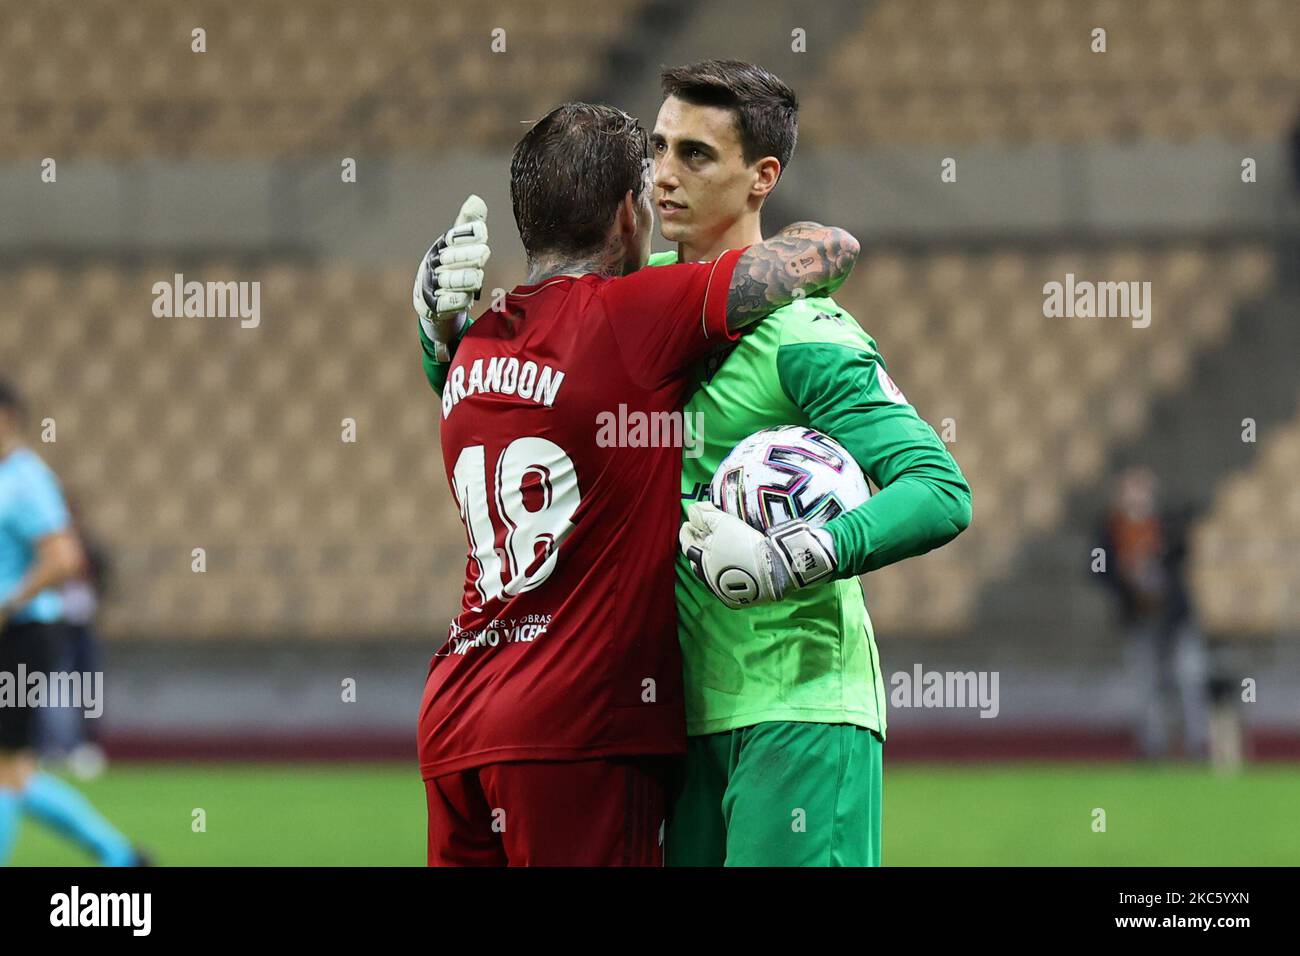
[0, 446, 69, 624]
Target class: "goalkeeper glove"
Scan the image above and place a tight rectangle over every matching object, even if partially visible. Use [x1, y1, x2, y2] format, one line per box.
[413, 194, 490, 361]
[679, 502, 838, 610]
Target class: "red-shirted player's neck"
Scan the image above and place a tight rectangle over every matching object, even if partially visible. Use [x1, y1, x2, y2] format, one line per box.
[524, 240, 630, 285]
[677, 214, 765, 264]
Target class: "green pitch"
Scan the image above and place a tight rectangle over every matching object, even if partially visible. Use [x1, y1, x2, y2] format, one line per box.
[11, 762, 1300, 866]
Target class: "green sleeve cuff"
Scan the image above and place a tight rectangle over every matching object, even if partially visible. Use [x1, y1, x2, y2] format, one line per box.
[417, 317, 468, 395]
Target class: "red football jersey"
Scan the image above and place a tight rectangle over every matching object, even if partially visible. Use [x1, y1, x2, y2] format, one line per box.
[419, 249, 744, 778]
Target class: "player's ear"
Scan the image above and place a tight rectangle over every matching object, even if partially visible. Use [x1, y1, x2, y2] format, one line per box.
[615, 189, 637, 239]
[751, 157, 781, 201]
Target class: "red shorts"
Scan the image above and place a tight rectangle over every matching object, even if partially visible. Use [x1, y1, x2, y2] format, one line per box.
[425, 757, 673, 866]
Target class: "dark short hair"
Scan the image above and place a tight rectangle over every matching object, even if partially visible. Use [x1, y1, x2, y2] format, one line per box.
[660, 59, 799, 173]
[510, 102, 649, 260]
[0, 380, 24, 421]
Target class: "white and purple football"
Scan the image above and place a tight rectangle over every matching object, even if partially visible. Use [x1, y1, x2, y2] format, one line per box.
[711, 426, 870, 532]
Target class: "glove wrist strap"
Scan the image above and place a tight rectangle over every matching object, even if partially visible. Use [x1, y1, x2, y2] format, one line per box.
[768, 521, 837, 589]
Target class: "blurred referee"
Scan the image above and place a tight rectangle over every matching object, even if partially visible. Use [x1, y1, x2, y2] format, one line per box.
[0, 381, 141, 865]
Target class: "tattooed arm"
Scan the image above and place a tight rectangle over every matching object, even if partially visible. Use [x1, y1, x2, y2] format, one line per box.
[726, 222, 860, 333]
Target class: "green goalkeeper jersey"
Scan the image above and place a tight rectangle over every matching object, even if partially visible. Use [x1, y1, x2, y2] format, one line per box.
[417, 250, 972, 739]
[648, 252, 972, 737]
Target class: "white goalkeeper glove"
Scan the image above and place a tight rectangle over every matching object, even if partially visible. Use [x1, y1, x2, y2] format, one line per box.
[679, 502, 838, 610]
[413, 194, 490, 361]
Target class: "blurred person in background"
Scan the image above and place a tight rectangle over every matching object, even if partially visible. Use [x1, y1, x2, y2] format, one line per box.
[38, 497, 110, 780]
[1097, 466, 1209, 761]
[0, 381, 142, 865]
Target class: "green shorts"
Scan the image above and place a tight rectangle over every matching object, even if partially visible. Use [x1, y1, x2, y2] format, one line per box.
[666, 721, 883, 867]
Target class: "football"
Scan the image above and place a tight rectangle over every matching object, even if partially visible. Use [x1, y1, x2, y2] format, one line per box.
[710, 425, 871, 532]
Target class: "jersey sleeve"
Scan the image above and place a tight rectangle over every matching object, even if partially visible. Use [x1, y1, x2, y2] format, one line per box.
[598, 248, 744, 388]
[775, 308, 972, 576]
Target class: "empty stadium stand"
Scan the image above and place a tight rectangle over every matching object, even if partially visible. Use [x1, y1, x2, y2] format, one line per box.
[0, 0, 645, 159]
[836, 242, 1277, 633]
[1192, 396, 1300, 636]
[802, 0, 1300, 145]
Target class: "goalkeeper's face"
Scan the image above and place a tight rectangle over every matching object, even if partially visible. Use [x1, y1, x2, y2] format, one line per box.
[651, 96, 776, 252]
